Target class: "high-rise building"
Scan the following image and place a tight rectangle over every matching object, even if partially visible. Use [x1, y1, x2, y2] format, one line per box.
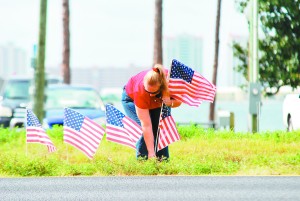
[163, 34, 203, 74]
[46, 65, 146, 91]
[0, 43, 28, 78]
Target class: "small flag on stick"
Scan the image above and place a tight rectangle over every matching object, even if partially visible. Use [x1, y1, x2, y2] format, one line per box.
[105, 104, 142, 150]
[157, 104, 180, 151]
[63, 108, 105, 159]
[26, 109, 56, 153]
[168, 59, 216, 107]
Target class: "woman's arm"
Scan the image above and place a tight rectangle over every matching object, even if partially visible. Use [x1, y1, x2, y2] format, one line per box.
[135, 106, 155, 158]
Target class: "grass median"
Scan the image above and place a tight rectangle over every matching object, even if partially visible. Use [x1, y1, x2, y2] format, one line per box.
[0, 125, 299, 176]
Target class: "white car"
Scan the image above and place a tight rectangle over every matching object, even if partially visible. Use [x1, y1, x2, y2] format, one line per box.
[282, 94, 300, 131]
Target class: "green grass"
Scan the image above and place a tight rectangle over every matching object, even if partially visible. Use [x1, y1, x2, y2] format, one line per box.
[0, 125, 299, 176]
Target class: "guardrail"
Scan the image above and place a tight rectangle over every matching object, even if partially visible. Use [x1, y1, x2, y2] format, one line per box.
[177, 110, 235, 131]
[176, 121, 216, 129]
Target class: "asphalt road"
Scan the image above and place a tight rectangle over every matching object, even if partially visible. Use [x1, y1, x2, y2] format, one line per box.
[0, 176, 299, 201]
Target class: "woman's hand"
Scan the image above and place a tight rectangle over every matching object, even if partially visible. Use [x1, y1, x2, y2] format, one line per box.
[162, 97, 173, 107]
[162, 97, 182, 108]
[148, 153, 156, 159]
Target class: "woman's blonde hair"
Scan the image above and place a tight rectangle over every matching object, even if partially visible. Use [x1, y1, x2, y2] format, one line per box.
[144, 64, 169, 96]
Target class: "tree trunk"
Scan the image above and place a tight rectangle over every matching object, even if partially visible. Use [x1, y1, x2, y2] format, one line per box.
[153, 0, 163, 65]
[209, 0, 222, 124]
[62, 0, 71, 84]
[33, 0, 47, 121]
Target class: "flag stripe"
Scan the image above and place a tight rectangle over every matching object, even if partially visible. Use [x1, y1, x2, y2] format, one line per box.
[80, 121, 104, 146]
[64, 139, 93, 159]
[64, 127, 99, 151]
[123, 117, 142, 141]
[106, 126, 134, 143]
[162, 130, 171, 146]
[47, 146, 56, 152]
[26, 138, 56, 146]
[106, 125, 136, 149]
[170, 94, 203, 107]
[159, 133, 168, 150]
[169, 75, 216, 93]
[169, 84, 216, 100]
[26, 119, 56, 154]
[169, 88, 214, 105]
[82, 118, 105, 140]
[63, 135, 95, 157]
[163, 117, 176, 142]
[164, 118, 178, 147]
[64, 133, 95, 158]
[26, 140, 55, 147]
[169, 79, 216, 101]
[26, 132, 55, 144]
[106, 137, 136, 149]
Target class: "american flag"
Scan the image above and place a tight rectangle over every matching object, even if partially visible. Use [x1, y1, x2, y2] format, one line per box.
[168, 59, 216, 107]
[105, 104, 142, 150]
[157, 104, 180, 151]
[63, 108, 105, 159]
[26, 109, 56, 153]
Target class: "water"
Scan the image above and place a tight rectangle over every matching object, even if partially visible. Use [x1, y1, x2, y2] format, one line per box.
[172, 99, 285, 132]
[111, 99, 285, 132]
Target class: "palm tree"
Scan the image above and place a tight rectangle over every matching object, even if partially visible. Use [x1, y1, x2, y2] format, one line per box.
[209, 0, 222, 125]
[153, 0, 163, 65]
[62, 0, 71, 84]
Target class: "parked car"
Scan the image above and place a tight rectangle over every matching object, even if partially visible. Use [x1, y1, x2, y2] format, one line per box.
[0, 76, 31, 128]
[0, 75, 62, 128]
[282, 93, 300, 131]
[37, 84, 106, 129]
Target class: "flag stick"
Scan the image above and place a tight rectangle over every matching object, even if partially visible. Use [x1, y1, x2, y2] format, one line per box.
[154, 104, 164, 153]
[25, 108, 28, 156]
[66, 143, 69, 163]
[26, 142, 28, 157]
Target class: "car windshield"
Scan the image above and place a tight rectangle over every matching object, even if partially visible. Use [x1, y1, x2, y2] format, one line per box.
[3, 80, 30, 100]
[46, 88, 104, 109]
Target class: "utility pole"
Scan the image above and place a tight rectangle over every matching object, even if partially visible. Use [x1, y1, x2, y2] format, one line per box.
[62, 0, 71, 84]
[153, 0, 163, 65]
[248, 0, 260, 133]
[33, 0, 47, 122]
[209, 0, 222, 126]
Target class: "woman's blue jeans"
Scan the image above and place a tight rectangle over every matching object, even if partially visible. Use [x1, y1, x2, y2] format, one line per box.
[121, 88, 169, 159]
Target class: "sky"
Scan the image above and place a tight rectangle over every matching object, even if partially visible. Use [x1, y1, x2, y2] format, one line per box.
[0, 0, 249, 73]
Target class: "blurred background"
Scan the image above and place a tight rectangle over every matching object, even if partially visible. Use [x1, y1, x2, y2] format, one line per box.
[0, 0, 299, 132]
